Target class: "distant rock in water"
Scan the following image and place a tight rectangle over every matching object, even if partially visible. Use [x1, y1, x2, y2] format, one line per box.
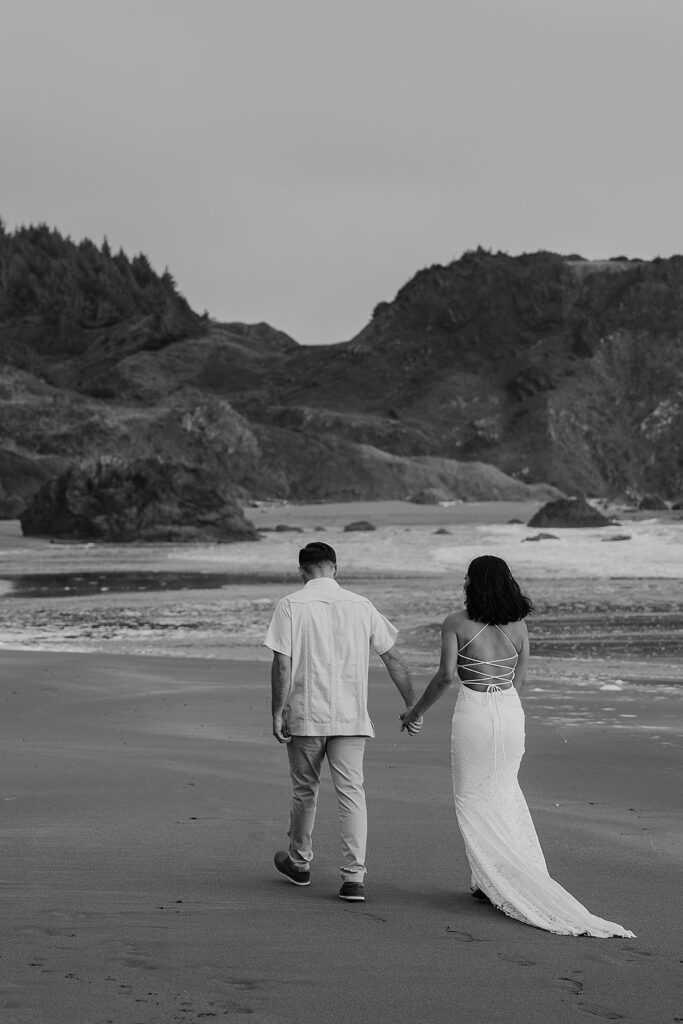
[522, 532, 559, 542]
[20, 457, 259, 542]
[527, 497, 612, 529]
[343, 520, 376, 532]
[409, 487, 450, 504]
[638, 494, 668, 510]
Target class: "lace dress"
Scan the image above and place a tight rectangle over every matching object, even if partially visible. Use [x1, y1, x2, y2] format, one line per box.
[451, 624, 635, 937]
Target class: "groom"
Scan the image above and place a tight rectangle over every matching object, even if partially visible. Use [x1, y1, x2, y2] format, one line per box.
[264, 541, 421, 902]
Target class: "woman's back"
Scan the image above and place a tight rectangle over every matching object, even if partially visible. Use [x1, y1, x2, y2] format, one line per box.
[448, 611, 528, 691]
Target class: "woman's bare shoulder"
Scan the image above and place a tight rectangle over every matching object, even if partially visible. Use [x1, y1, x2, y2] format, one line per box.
[443, 609, 467, 631]
[500, 618, 529, 645]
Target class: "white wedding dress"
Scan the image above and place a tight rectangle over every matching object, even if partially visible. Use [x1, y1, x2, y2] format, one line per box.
[451, 624, 635, 937]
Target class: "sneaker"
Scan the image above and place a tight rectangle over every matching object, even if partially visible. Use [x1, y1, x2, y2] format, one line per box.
[274, 850, 310, 886]
[338, 881, 365, 902]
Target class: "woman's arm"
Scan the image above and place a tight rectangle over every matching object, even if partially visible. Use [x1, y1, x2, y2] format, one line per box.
[400, 619, 459, 728]
[514, 624, 530, 693]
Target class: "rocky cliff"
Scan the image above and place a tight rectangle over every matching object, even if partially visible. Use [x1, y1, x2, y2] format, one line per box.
[248, 250, 683, 498]
[2, 225, 681, 532]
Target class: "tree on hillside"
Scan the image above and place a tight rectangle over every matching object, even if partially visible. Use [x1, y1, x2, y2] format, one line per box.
[0, 219, 204, 366]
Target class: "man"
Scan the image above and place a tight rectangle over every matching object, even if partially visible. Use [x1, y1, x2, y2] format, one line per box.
[264, 541, 421, 903]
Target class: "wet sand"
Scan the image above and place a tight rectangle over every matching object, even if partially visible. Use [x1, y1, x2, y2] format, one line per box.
[0, 649, 681, 1024]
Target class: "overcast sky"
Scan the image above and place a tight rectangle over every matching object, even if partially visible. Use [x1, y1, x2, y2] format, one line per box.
[2, 0, 682, 344]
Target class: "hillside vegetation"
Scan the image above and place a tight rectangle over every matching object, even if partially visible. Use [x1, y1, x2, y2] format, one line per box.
[2, 223, 682, 531]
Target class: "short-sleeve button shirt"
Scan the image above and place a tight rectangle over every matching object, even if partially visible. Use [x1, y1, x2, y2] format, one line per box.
[264, 578, 398, 737]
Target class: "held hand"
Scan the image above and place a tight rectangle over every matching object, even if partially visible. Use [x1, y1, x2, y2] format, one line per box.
[272, 713, 292, 744]
[399, 707, 423, 736]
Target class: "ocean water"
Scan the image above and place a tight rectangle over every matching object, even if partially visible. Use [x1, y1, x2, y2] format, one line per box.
[1, 512, 682, 670]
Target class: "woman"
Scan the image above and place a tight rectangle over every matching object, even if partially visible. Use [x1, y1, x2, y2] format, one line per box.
[400, 555, 634, 937]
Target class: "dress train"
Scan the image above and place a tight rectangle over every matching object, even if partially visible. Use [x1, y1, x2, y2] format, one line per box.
[451, 684, 635, 937]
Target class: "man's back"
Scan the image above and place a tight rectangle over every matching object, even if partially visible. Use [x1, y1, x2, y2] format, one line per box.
[264, 577, 397, 737]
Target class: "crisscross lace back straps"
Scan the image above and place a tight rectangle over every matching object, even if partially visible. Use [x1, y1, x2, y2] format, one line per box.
[458, 623, 519, 689]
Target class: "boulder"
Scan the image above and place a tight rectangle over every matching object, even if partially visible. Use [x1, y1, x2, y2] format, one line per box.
[527, 497, 612, 529]
[409, 487, 450, 505]
[20, 456, 259, 543]
[0, 448, 67, 519]
[0, 494, 25, 518]
[522, 532, 559, 542]
[343, 520, 376, 532]
[638, 494, 668, 511]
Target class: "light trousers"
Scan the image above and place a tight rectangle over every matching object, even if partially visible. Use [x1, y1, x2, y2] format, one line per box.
[286, 735, 367, 883]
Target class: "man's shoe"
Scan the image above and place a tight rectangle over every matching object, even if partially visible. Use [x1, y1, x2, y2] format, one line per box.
[338, 881, 365, 902]
[274, 851, 310, 886]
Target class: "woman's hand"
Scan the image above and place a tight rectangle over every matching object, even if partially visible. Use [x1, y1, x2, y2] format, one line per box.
[400, 707, 423, 736]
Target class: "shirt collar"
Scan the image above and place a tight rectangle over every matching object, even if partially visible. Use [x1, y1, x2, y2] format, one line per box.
[304, 577, 340, 589]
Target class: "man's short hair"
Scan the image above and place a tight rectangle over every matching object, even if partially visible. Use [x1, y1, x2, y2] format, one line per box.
[298, 542, 337, 568]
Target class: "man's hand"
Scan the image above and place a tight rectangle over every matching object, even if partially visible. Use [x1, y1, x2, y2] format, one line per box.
[399, 707, 423, 736]
[272, 712, 292, 744]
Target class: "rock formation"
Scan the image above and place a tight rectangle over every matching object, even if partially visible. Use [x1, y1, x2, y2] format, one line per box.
[638, 494, 668, 510]
[409, 487, 451, 504]
[527, 497, 613, 529]
[3, 224, 683, 525]
[20, 457, 259, 542]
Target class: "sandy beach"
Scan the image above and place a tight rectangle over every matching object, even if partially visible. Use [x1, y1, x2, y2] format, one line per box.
[1, 503, 682, 1023]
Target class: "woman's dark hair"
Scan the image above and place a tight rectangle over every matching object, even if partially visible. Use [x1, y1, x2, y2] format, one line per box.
[464, 555, 532, 624]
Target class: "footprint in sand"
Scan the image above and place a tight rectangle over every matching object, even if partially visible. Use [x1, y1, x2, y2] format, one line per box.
[624, 947, 652, 960]
[445, 928, 488, 942]
[578, 1004, 624, 1020]
[497, 953, 536, 966]
[559, 976, 584, 996]
[121, 954, 161, 970]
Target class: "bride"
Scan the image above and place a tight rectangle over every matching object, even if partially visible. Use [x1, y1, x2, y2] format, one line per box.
[400, 555, 635, 938]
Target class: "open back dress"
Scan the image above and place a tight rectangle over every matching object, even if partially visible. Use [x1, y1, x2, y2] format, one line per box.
[450, 623, 635, 937]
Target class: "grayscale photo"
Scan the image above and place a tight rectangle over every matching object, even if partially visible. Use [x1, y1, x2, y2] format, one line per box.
[1, 1, 681, 1022]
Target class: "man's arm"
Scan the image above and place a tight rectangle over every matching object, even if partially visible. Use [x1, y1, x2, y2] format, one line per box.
[379, 644, 422, 735]
[271, 651, 292, 743]
[379, 643, 416, 706]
